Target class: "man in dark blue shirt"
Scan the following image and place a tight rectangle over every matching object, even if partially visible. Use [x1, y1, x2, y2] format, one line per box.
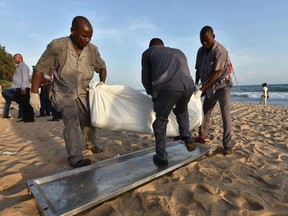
[141, 38, 196, 166]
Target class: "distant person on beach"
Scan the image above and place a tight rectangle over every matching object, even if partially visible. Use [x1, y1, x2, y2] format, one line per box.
[260, 83, 269, 106]
[141, 38, 196, 167]
[2, 54, 34, 122]
[37, 74, 52, 117]
[194, 26, 235, 155]
[30, 16, 107, 168]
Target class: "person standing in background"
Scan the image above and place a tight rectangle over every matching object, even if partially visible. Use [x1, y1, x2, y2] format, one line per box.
[141, 38, 196, 167]
[30, 16, 107, 168]
[194, 26, 234, 155]
[37, 74, 52, 117]
[260, 83, 269, 106]
[44, 74, 62, 121]
[12, 54, 34, 122]
[48, 105, 62, 121]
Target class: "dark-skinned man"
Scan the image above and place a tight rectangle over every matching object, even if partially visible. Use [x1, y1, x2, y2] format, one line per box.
[141, 38, 196, 167]
[194, 26, 235, 155]
[30, 16, 107, 168]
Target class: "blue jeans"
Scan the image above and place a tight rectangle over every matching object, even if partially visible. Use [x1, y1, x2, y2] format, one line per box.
[2, 88, 23, 118]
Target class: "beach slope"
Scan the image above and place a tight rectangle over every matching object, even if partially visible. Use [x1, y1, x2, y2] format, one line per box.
[0, 97, 287, 216]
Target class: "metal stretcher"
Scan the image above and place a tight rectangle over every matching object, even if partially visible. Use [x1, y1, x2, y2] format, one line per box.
[27, 141, 215, 216]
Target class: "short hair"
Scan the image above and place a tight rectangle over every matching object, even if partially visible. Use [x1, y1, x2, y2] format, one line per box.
[72, 16, 91, 30]
[13, 53, 23, 61]
[149, 38, 164, 47]
[200, 26, 214, 36]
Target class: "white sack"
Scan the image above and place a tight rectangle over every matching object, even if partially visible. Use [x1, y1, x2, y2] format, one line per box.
[89, 82, 203, 137]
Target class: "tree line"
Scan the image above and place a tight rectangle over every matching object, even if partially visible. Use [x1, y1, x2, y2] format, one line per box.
[0, 45, 16, 82]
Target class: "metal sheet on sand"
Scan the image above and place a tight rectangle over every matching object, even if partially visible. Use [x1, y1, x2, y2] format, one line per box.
[27, 141, 215, 216]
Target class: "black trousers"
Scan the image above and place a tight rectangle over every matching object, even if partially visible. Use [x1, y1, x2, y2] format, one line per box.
[17, 88, 34, 121]
[40, 84, 52, 116]
[152, 88, 193, 160]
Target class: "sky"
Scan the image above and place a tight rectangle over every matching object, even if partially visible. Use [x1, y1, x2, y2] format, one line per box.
[1, 0, 287, 90]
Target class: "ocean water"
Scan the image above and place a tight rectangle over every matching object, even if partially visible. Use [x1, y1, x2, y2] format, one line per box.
[139, 84, 288, 107]
[231, 84, 288, 107]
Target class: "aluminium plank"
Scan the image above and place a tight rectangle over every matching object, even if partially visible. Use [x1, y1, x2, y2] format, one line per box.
[27, 141, 215, 216]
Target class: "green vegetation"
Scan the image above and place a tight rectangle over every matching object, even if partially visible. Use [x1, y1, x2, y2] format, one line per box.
[0, 45, 16, 84]
[0, 79, 12, 89]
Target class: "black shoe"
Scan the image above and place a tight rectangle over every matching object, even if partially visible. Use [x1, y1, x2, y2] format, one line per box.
[47, 118, 60, 121]
[71, 158, 91, 168]
[24, 119, 35, 123]
[2, 115, 11, 119]
[153, 155, 168, 167]
[181, 137, 196, 152]
[222, 147, 233, 155]
[36, 115, 46, 117]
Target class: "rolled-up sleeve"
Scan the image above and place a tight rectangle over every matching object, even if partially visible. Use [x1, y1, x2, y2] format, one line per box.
[213, 49, 227, 72]
[93, 47, 106, 73]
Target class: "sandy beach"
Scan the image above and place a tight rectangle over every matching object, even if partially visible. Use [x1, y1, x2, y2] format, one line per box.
[0, 95, 287, 216]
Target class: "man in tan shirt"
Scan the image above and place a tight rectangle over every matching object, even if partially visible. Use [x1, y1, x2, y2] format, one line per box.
[30, 16, 107, 168]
